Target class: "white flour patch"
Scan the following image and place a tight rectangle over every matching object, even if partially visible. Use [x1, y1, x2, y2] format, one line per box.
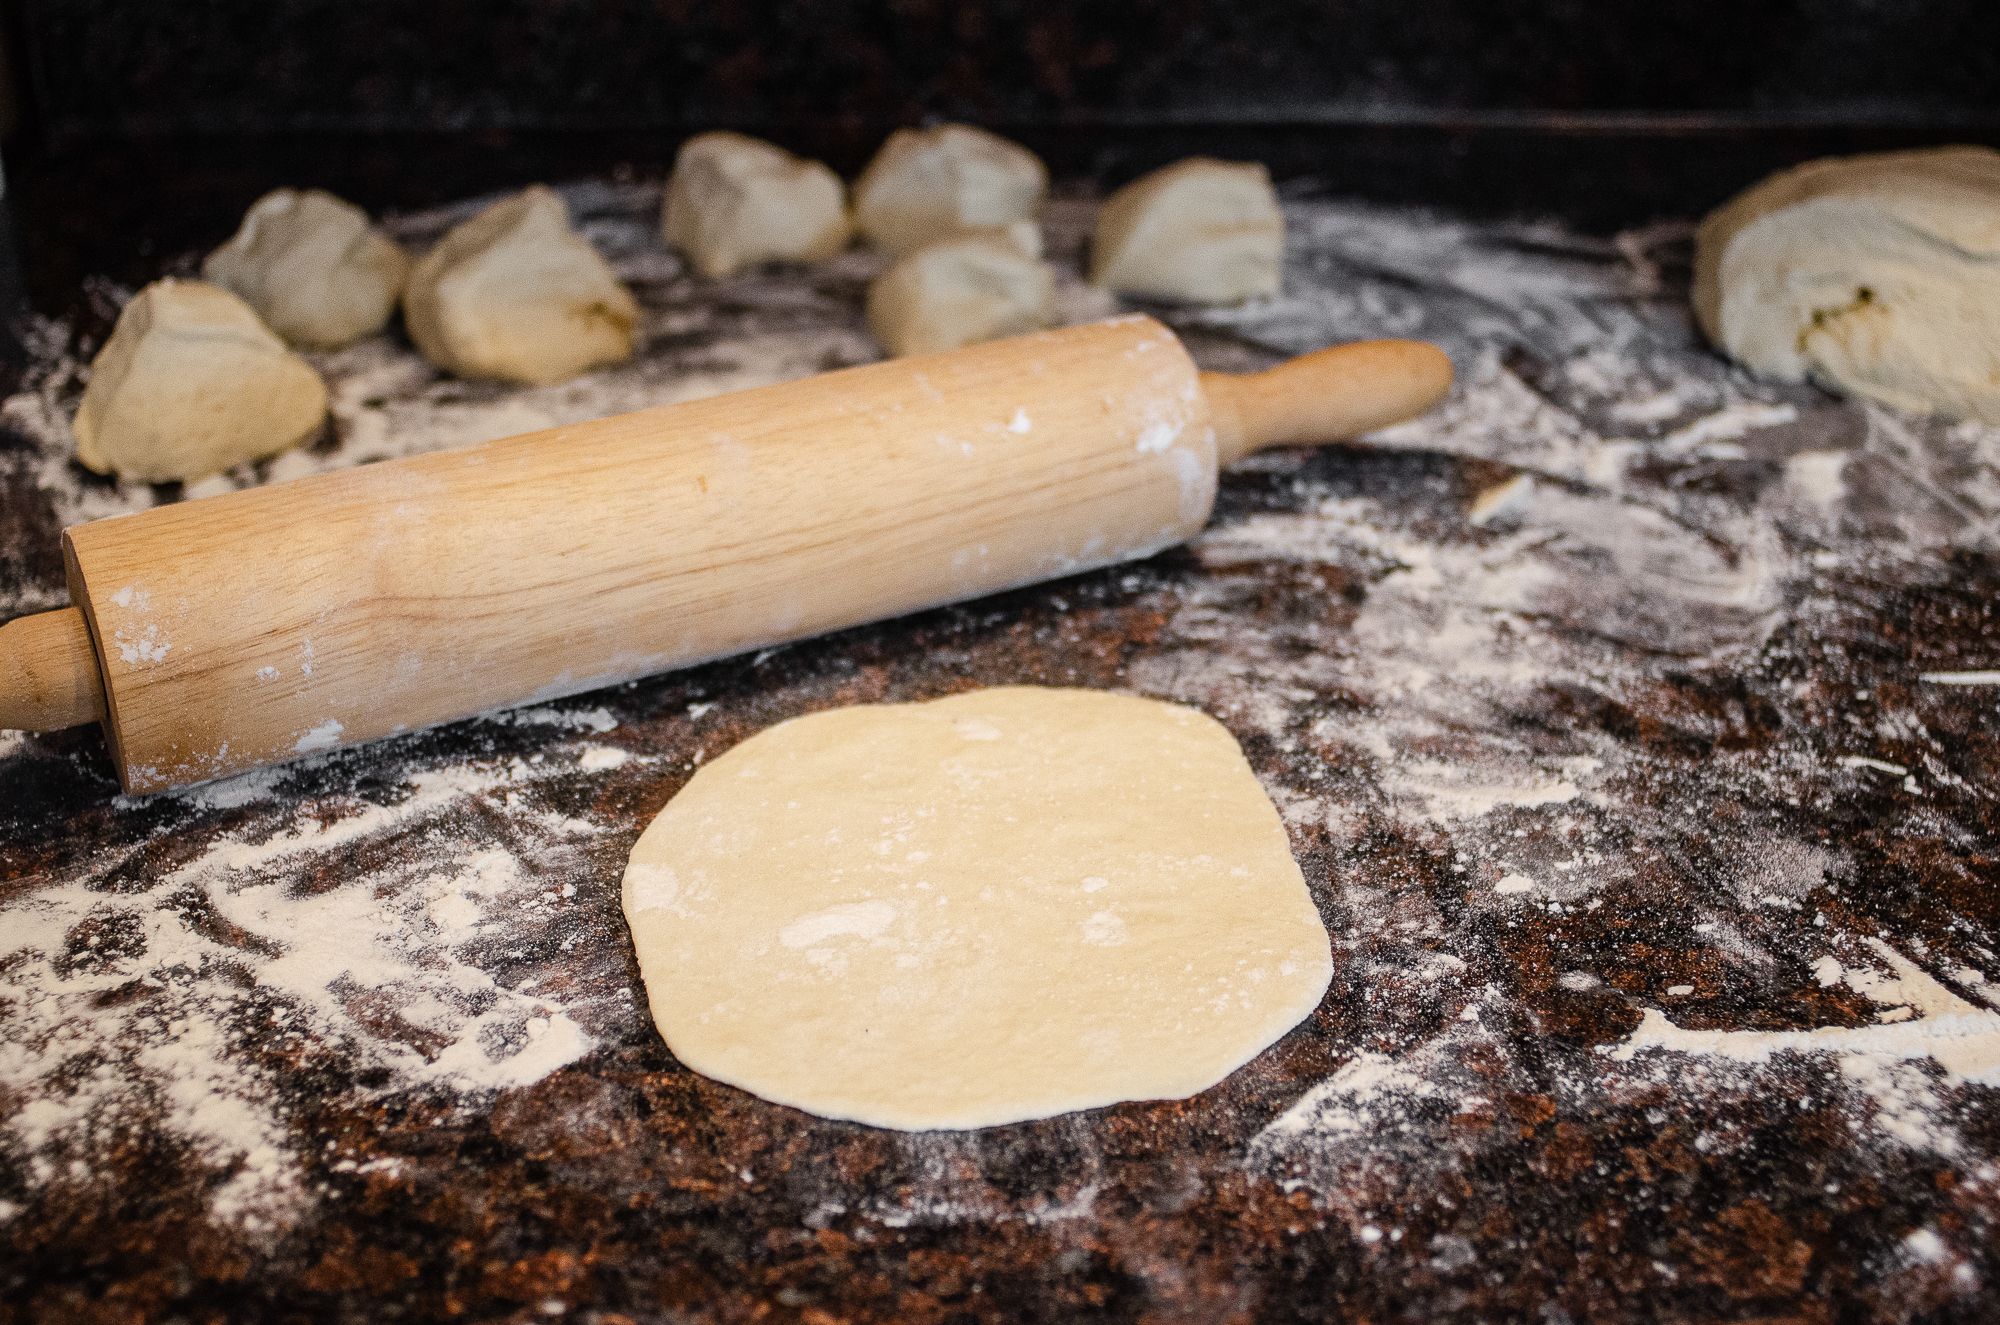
[1840, 754, 1910, 776]
[1082, 910, 1128, 946]
[1921, 671, 2000, 686]
[293, 718, 344, 753]
[0, 753, 623, 1234]
[779, 900, 898, 949]
[1608, 941, 2000, 1155]
[1651, 400, 1798, 456]
[484, 704, 620, 733]
[1246, 1022, 1512, 1206]
[576, 745, 632, 772]
[113, 623, 170, 665]
[1787, 450, 1849, 506]
[1254, 1051, 1448, 1146]
[1371, 754, 1590, 823]
[810, 1128, 1106, 1232]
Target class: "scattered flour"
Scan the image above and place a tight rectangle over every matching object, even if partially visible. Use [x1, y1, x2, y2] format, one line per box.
[576, 745, 632, 772]
[293, 718, 344, 753]
[1140, 194, 2000, 1181]
[778, 900, 899, 949]
[1254, 1051, 1449, 1145]
[4, 182, 2000, 1240]
[1610, 941, 2000, 1155]
[0, 751, 623, 1233]
[486, 704, 621, 734]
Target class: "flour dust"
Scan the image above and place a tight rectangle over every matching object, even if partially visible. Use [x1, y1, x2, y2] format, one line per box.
[2, 182, 1999, 1243]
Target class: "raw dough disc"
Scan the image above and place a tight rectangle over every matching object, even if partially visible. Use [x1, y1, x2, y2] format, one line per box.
[621, 687, 1333, 1130]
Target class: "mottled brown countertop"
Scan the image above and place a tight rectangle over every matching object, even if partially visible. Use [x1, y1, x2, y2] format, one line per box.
[2, 181, 1998, 1324]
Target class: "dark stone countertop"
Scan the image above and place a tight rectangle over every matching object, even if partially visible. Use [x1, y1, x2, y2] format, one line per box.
[2, 173, 1998, 1324]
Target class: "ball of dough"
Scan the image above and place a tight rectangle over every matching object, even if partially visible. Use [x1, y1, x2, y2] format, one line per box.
[1693, 145, 2000, 425]
[72, 279, 328, 483]
[403, 185, 639, 386]
[865, 222, 1053, 358]
[200, 188, 410, 350]
[662, 132, 850, 278]
[620, 687, 1333, 1130]
[853, 124, 1048, 257]
[1091, 158, 1284, 305]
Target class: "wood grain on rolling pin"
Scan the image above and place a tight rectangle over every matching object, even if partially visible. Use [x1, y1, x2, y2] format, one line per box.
[63, 316, 1221, 791]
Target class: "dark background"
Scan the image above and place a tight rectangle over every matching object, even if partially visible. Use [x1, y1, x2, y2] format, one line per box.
[0, 0, 1996, 312]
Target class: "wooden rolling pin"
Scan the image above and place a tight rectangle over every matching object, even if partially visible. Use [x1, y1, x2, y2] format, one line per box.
[0, 315, 1450, 793]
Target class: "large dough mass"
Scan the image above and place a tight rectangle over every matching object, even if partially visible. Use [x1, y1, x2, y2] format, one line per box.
[1694, 145, 2000, 424]
[621, 687, 1332, 1130]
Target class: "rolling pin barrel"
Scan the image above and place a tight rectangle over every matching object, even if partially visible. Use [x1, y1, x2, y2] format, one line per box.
[0, 316, 1450, 792]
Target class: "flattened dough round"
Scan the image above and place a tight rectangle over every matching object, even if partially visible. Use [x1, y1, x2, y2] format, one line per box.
[621, 687, 1333, 1130]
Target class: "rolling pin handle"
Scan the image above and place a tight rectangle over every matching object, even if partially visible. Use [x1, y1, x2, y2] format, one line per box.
[1202, 339, 1454, 466]
[0, 606, 107, 731]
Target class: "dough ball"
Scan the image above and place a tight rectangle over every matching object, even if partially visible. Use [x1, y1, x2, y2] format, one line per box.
[200, 188, 410, 349]
[865, 222, 1053, 358]
[1091, 158, 1284, 304]
[853, 124, 1048, 256]
[403, 185, 639, 386]
[621, 687, 1333, 1131]
[1693, 145, 2000, 425]
[662, 132, 850, 278]
[72, 279, 328, 483]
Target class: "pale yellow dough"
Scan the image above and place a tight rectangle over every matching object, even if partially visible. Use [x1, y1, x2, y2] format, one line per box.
[865, 221, 1053, 357]
[662, 132, 851, 277]
[621, 687, 1333, 1131]
[853, 124, 1048, 256]
[72, 278, 328, 483]
[1091, 158, 1284, 304]
[403, 185, 639, 386]
[1693, 145, 2000, 424]
[202, 188, 410, 349]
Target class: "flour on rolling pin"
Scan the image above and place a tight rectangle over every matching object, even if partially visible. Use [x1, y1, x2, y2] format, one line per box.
[3, 188, 1451, 792]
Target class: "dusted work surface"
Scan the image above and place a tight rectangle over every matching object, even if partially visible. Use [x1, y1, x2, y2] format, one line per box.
[3, 185, 1999, 1322]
